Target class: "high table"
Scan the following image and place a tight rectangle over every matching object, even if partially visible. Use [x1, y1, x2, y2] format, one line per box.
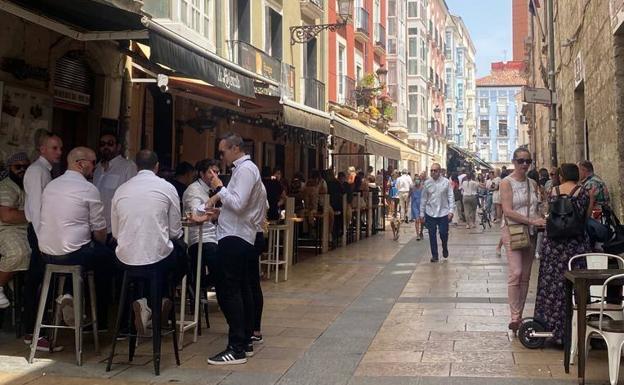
[564, 269, 624, 384]
[179, 220, 203, 349]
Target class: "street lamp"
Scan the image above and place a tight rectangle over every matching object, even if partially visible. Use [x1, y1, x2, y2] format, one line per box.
[428, 105, 441, 133]
[290, 0, 353, 44]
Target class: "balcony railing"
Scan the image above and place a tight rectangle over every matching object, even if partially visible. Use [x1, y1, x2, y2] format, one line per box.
[355, 7, 369, 36]
[304, 78, 325, 110]
[374, 23, 386, 49]
[304, 0, 323, 8]
[338, 75, 356, 108]
[300, 0, 324, 18]
[231, 40, 281, 84]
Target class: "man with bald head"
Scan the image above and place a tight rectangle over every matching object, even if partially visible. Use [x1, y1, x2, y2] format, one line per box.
[420, 163, 455, 262]
[38, 147, 113, 329]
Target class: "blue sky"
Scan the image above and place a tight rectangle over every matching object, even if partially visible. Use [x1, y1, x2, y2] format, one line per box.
[445, 0, 512, 78]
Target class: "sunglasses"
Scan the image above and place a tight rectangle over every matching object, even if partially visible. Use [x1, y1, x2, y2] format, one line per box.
[99, 140, 116, 147]
[514, 158, 532, 165]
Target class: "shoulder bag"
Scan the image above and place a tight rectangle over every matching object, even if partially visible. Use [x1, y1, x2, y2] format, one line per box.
[505, 178, 531, 250]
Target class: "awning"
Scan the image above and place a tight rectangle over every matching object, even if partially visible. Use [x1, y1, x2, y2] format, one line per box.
[449, 144, 493, 170]
[149, 32, 256, 98]
[331, 114, 367, 146]
[337, 118, 400, 159]
[281, 99, 330, 135]
[1, 0, 148, 40]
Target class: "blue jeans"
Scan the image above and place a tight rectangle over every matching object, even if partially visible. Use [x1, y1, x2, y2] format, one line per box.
[424, 214, 449, 260]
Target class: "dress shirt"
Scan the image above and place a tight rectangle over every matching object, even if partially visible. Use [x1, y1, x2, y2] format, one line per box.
[93, 155, 137, 232]
[396, 174, 413, 193]
[38, 171, 106, 255]
[252, 183, 269, 233]
[182, 179, 217, 246]
[216, 155, 265, 245]
[461, 180, 479, 196]
[23, 156, 52, 234]
[420, 176, 455, 218]
[112, 170, 182, 266]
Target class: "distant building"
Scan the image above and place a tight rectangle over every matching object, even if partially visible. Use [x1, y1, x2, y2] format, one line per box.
[475, 61, 526, 168]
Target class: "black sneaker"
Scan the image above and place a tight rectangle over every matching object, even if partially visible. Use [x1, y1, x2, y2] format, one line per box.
[245, 343, 254, 357]
[250, 335, 263, 344]
[430, 258, 439, 263]
[443, 250, 449, 259]
[206, 348, 247, 365]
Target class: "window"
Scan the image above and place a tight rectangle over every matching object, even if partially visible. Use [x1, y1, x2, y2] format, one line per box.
[388, 38, 397, 54]
[408, 27, 418, 35]
[388, 0, 396, 16]
[178, 0, 213, 39]
[409, 94, 418, 115]
[265, 6, 282, 60]
[498, 119, 508, 137]
[480, 119, 489, 137]
[388, 17, 396, 36]
[408, 1, 418, 17]
[498, 143, 509, 161]
[232, 0, 250, 43]
[479, 97, 489, 110]
[408, 37, 418, 75]
[338, 44, 346, 102]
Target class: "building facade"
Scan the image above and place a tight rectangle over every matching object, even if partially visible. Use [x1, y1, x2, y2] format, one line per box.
[386, 0, 408, 139]
[444, 15, 476, 151]
[527, 0, 624, 217]
[475, 62, 525, 168]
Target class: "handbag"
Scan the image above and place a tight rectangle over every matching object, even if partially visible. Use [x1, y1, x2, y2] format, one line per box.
[506, 178, 531, 250]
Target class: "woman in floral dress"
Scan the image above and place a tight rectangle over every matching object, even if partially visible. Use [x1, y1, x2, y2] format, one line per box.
[535, 163, 595, 345]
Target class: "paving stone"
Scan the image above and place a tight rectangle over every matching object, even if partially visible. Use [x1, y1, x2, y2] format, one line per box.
[450, 363, 553, 378]
[361, 350, 423, 363]
[421, 350, 514, 364]
[355, 362, 451, 377]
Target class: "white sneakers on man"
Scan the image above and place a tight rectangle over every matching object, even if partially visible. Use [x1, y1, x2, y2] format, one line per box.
[56, 294, 75, 326]
[132, 298, 152, 337]
[0, 287, 9, 309]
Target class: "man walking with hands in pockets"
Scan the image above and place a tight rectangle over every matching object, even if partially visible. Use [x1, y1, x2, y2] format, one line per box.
[420, 163, 455, 263]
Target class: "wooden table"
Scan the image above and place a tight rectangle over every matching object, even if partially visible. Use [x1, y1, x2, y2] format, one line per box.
[179, 220, 203, 349]
[564, 269, 624, 384]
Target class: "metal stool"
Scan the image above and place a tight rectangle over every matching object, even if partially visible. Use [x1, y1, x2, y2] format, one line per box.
[107, 266, 180, 375]
[261, 223, 289, 283]
[29, 264, 99, 365]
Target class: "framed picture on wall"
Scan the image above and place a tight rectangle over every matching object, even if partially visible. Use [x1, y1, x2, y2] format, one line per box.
[0, 83, 52, 166]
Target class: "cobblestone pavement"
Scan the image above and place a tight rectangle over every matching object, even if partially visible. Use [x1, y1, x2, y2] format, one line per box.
[0, 223, 619, 384]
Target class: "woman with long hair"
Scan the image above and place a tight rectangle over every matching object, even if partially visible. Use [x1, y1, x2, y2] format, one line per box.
[499, 147, 546, 332]
[410, 175, 424, 240]
[461, 172, 479, 229]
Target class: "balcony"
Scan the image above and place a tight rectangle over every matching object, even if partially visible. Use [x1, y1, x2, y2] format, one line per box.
[338, 75, 356, 108]
[355, 7, 369, 42]
[304, 78, 326, 110]
[300, 0, 323, 19]
[374, 23, 386, 55]
[231, 40, 281, 85]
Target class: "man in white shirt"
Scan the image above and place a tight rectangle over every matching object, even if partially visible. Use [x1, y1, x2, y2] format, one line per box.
[111, 150, 185, 336]
[182, 159, 219, 286]
[396, 169, 413, 223]
[93, 133, 137, 241]
[22, 132, 63, 350]
[204, 132, 265, 365]
[420, 163, 455, 262]
[38, 147, 114, 329]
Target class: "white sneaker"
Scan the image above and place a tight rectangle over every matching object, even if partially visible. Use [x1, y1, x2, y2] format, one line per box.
[0, 287, 9, 309]
[56, 294, 74, 326]
[132, 298, 152, 337]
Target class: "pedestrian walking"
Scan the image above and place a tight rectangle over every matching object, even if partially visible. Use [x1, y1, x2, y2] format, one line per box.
[534, 163, 593, 345]
[419, 163, 455, 262]
[396, 169, 413, 223]
[499, 147, 545, 332]
[410, 175, 423, 240]
[204, 132, 266, 365]
[460, 172, 479, 229]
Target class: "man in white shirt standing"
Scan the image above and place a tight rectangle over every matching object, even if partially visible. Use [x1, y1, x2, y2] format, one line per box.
[396, 169, 413, 223]
[22, 132, 63, 350]
[93, 133, 137, 243]
[111, 150, 186, 336]
[38, 147, 114, 329]
[204, 132, 265, 365]
[420, 163, 455, 263]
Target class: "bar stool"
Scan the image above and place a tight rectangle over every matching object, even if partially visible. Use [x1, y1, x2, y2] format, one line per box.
[261, 223, 289, 283]
[107, 266, 180, 376]
[28, 264, 99, 365]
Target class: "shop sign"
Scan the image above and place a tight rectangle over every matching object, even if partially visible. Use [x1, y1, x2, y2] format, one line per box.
[53, 86, 91, 106]
[574, 53, 584, 89]
[522, 87, 554, 105]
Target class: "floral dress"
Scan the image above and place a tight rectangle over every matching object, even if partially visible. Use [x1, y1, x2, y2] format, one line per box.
[534, 187, 591, 344]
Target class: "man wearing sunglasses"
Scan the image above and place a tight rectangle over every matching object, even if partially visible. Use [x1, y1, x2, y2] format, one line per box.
[93, 133, 137, 244]
[0, 152, 31, 309]
[420, 163, 455, 262]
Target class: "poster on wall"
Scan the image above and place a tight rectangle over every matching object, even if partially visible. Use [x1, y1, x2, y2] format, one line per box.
[0, 83, 52, 166]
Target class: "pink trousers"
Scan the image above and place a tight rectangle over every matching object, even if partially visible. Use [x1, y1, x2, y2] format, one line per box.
[501, 226, 536, 323]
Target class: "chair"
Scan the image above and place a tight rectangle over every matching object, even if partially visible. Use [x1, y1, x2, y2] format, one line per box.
[261, 223, 289, 283]
[106, 266, 180, 375]
[584, 273, 624, 385]
[569, 253, 624, 364]
[28, 264, 99, 366]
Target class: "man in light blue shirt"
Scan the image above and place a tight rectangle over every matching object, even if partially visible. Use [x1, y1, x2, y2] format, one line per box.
[420, 163, 455, 262]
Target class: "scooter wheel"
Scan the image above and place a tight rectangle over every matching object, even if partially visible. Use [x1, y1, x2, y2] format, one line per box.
[518, 320, 546, 349]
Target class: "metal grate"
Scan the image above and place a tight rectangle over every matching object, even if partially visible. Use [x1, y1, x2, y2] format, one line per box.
[54, 52, 93, 95]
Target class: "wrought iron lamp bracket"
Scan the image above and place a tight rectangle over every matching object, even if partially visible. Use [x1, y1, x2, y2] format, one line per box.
[290, 22, 347, 44]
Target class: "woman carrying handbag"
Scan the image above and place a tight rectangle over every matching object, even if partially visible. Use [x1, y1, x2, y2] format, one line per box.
[499, 147, 546, 332]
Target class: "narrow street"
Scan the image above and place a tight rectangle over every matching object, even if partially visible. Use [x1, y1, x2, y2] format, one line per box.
[0, 225, 616, 385]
